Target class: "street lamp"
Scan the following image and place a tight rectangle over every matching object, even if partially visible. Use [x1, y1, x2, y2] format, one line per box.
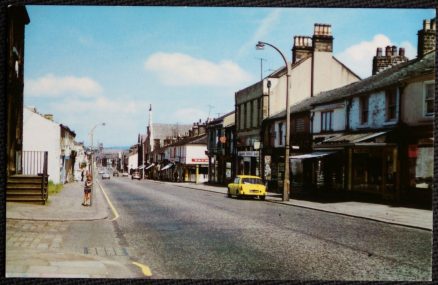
[256, 41, 291, 201]
[88, 122, 105, 206]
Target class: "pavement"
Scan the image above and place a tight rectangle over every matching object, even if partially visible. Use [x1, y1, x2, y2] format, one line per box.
[6, 177, 433, 278]
[6, 179, 140, 278]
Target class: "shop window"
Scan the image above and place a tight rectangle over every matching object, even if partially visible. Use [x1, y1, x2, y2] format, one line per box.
[424, 82, 434, 116]
[360, 96, 369, 124]
[321, 111, 333, 132]
[409, 145, 433, 189]
[386, 89, 397, 121]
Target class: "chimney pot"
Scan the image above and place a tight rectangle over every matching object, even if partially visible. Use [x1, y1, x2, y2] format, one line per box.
[376, 47, 382, 56]
[424, 19, 431, 30]
[385, 46, 392, 56]
[399, 47, 405, 56]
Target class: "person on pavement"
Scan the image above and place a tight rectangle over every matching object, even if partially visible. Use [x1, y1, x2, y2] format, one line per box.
[82, 174, 93, 206]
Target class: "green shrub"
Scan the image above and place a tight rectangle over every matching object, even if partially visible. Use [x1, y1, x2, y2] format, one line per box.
[48, 181, 63, 195]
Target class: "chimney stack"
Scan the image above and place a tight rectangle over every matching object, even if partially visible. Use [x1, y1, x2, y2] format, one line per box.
[418, 17, 436, 58]
[372, 45, 409, 75]
[292, 36, 312, 63]
[312, 23, 333, 53]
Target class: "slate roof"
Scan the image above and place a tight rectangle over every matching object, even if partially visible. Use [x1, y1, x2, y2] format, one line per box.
[170, 133, 207, 147]
[152, 123, 192, 139]
[267, 51, 435, 120]
[207, 110, 235, 127]
[312, 51, 435, 106]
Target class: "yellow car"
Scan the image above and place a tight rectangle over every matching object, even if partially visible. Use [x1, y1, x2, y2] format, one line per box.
[227, 175, 267, 200]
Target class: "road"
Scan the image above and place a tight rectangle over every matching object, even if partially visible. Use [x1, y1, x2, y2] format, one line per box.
[97, 176, 431, 280]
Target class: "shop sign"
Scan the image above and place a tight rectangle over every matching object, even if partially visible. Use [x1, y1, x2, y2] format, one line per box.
[192, 158, 208, 163]
[408, 145, 418, 158]
[238, 151, 259, 157]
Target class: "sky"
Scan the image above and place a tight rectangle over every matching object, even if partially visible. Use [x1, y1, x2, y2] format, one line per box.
[23, 6, 435, 147]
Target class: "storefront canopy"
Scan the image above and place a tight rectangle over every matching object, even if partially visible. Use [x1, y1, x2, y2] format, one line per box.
[318, 131, 389, 145]
[160, 163, 174, 171]
[290, 151, 336, 160]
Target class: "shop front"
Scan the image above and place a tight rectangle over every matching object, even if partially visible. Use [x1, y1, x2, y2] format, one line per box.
[290, 150, 345, 195]
[237, 150, 260, 176]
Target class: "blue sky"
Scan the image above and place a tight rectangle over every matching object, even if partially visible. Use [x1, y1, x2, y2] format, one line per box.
[23, 6, 435, 147]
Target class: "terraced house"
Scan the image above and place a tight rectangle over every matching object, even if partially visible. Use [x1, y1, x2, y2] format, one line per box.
[286, 18, 435, 205]
[235, 23, 360, 184]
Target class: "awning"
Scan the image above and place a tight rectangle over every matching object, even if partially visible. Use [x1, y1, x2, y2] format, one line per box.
[290, 151, 336, 160]
[145, 163, 155, 170]
[160, 163, 174, 171]
[318, 131, 389, 145]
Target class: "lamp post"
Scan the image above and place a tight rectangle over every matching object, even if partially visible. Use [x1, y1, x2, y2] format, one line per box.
[88, 122, 105, 205]
[256, 41, 291, 201]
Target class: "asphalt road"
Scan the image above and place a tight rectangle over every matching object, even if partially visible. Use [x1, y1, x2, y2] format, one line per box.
[99, 176, 432, 280]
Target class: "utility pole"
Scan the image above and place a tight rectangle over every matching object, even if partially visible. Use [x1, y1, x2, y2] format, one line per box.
[256, 58, 267, 80]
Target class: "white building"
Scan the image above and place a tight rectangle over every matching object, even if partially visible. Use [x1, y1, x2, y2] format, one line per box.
[23, 107, 62, 184]
[73, 141, 88, 181]
[165, 133, 209, 183]
[128, 150, 138, 174]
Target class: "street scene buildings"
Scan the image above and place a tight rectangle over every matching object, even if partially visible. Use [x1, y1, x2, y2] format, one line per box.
[4, 5, 435, 280]
[117, 19, 435, 208]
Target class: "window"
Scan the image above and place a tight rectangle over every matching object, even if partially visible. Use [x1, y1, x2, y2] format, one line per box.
[240, 104, 245, 130]
[278, 122, 284, 145]
[321, 111, 333, 132]
[360, 96, 369, 124]
[246, 101, 251, 129]
[424, 82, 434, 116]
[295, 118, 305, 133]
[386, 89, 397, 121]
[253, 99, 258, 127]
[257, 98, 262, 126]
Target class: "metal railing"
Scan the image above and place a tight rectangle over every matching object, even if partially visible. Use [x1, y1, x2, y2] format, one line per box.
[20, 151, 48, 175]
[18, 151, 49, 202]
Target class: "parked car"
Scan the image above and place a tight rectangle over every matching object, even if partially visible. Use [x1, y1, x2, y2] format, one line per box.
[98, 169, 105, 174]
[227, 175, 266, 200]
[102, 172, 110, 180]
[113, 170, 119, 177]
[131, 171, 141, 180]
[122, 172, 129, 177]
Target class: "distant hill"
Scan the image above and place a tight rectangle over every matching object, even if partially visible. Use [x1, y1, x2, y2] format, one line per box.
[103, 146, 130, 153]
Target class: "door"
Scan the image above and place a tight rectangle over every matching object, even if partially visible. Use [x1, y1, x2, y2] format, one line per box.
[231, 177, 240, 194]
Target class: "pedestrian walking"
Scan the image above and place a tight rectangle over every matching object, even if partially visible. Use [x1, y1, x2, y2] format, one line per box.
[81, 170, 84, 182]
[82, 174, 93, 206]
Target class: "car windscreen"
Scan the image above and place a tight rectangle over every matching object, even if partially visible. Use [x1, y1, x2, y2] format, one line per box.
[242, 178, 264, 185]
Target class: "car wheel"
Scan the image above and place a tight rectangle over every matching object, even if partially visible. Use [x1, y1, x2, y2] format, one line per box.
[227, 188, 232, 198]
[260, 195, 265, 201]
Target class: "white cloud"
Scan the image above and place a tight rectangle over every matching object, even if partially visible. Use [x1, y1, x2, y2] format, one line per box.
[400, 41, 416, 59]
[336, 34, 391, 78]
[25, 74, 102, 97]
[46, 96, 150, 146]
[336, 34, 416, 78]
[172, 108, 208, 123]
[144, 52, 252, 86]
[50, 96, 146, 115]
